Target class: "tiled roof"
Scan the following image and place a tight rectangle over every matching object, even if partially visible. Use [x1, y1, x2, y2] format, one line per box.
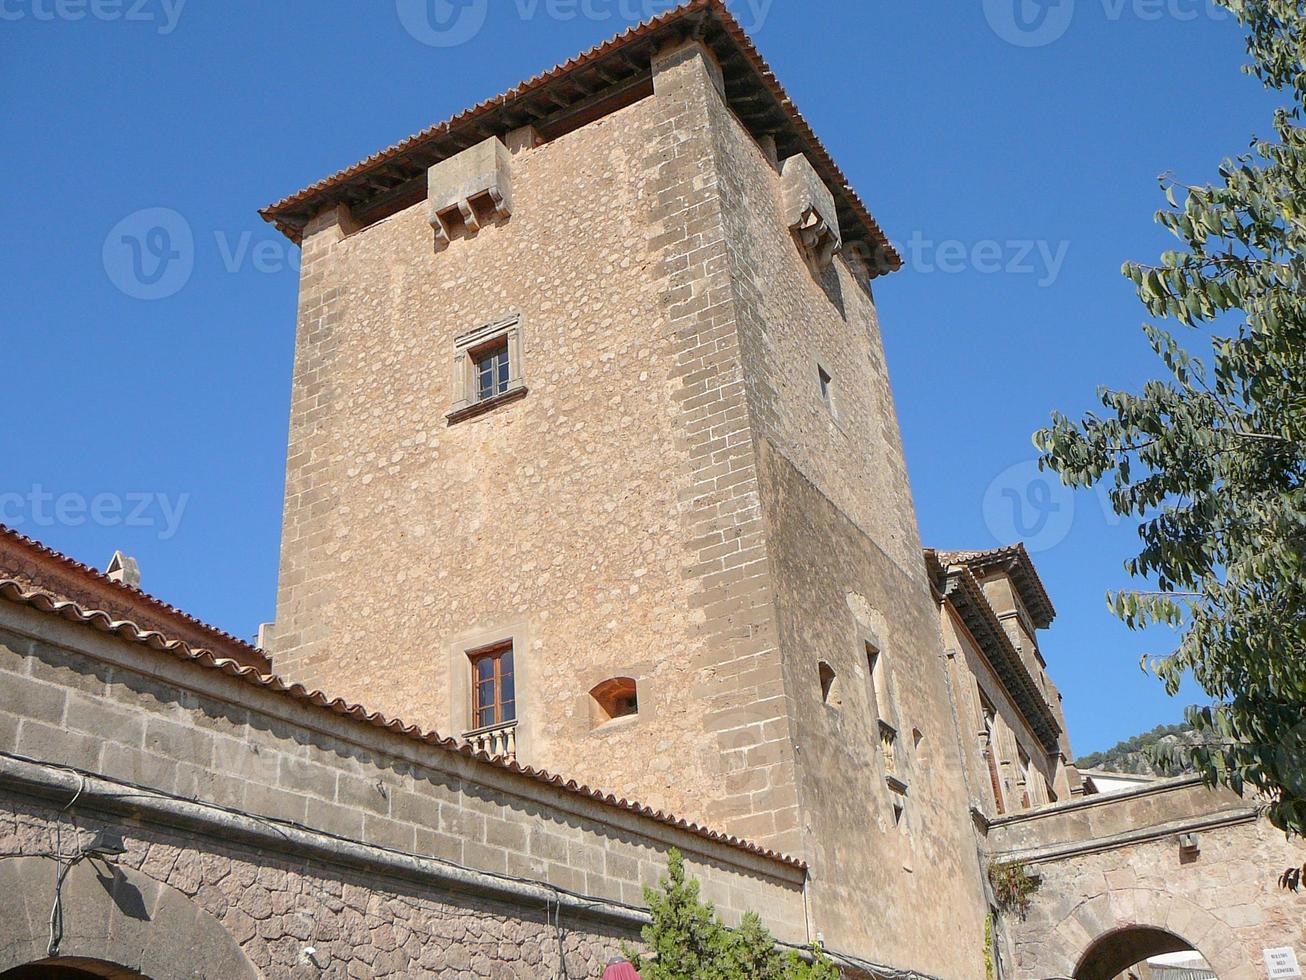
[935, 543, 1056, 629]
[0, 523, 268, 672]
[0, 553, 804, 871]
[924, 549, 1062, 753]
[259, 0, 900, 276]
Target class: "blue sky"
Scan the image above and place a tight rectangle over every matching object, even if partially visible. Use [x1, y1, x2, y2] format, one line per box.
[0, 0, 1281, 755]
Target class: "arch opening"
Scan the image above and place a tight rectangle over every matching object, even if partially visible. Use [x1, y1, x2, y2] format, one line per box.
[1075, 927, 1215, 980]
[0, 957, 147, 979]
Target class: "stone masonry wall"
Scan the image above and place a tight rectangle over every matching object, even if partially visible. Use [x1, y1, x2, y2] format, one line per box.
[673, 37, 992, 976]
[267, 49, 802, 849]
[641, 41, 802, 854]
[941, 603, 1063, 818]
[0, 598, 809, 950]
[0, 792, 633, 978]
[989, 780, 1306, 979]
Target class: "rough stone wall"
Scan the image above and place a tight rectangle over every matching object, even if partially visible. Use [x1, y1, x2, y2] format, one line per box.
[989, 780, 1306, 979]
[0, 600, 808, 945]
[268, 50, 803, 843]
[669, 36, 991, 975]
[0, 794, 633, 978]
[642, 41, 802, 853]
[757, 445, 990, 976]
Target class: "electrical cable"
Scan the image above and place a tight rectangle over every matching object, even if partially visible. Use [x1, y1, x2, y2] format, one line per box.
[46, 768, 86, 957]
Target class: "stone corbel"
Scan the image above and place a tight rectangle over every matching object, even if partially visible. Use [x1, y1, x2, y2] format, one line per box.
[780, 153, 842, 275]
[428, 136, 514, 252]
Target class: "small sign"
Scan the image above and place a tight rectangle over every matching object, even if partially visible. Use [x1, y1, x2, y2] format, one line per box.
[1265, 947, 1302, 979]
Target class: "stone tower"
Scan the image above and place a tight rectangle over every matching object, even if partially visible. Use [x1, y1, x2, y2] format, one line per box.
[263, 2, 989, 971]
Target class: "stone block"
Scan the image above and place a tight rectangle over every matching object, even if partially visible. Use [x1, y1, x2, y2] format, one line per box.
[4, 675, 67, 726]
[16, 720, 102, 770]
[144, 717, 214, 766]
[63, 691, 146, 747]
[780, 153, 840, 272]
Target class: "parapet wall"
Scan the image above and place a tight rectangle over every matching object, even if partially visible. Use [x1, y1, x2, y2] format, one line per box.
[0, 591, 810, 972]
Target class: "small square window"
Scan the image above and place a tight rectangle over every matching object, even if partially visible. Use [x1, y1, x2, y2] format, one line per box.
[447, 314, 527, 424]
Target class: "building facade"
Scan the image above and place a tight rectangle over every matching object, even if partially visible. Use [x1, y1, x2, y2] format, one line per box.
[1, 2, 1303, 978]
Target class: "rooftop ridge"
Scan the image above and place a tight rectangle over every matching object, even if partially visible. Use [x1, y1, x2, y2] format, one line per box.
[259, 0, 900, 274]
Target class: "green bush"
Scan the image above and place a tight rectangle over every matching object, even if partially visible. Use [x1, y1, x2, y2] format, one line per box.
[623, 850, 840, 980]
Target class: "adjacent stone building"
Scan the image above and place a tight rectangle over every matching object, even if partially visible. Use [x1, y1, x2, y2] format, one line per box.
[1, 1, 1302, 977]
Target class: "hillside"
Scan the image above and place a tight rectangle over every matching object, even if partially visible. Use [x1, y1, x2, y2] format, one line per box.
[1074, 722, 1206, 777]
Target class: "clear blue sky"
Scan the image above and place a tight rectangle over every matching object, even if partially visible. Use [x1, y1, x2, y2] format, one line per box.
[0, 0, 1280, 756]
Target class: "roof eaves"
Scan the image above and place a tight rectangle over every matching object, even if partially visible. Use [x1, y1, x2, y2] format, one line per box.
[938, 564, 1062, 752]
[935, 543, 1056, 629]
[259, 0, 900, 274]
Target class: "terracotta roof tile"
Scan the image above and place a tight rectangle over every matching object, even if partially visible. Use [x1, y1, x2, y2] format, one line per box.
[259, 0, 900, 274]
[0, 523, 268, 671]
[0, 571, 804, 871]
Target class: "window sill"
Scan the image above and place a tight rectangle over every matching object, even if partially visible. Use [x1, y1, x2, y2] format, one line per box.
[446, 384, 528, 425]
[589, 714, 640, 738]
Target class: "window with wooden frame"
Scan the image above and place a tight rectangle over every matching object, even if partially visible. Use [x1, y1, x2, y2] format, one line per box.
[474, 338, 512, 403]
[469, 642, 516, 731]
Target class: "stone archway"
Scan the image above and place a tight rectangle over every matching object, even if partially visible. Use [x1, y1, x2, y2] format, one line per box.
[1074, 926, 1206, 980]
[1020, 887, 1254, 980]
[0, 857, 257, 980]
[1, 957, 147, 978]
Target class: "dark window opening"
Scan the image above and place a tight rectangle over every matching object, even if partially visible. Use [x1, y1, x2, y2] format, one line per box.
[470, 643, 515, 730]
[818, 661, 839, 706]
[475, 341, 511, 402]
[818, 364, 833, 409]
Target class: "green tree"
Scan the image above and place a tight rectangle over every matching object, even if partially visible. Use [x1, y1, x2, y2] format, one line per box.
[1034, 0, 1306, 855]
[624, 850, 841, 979]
